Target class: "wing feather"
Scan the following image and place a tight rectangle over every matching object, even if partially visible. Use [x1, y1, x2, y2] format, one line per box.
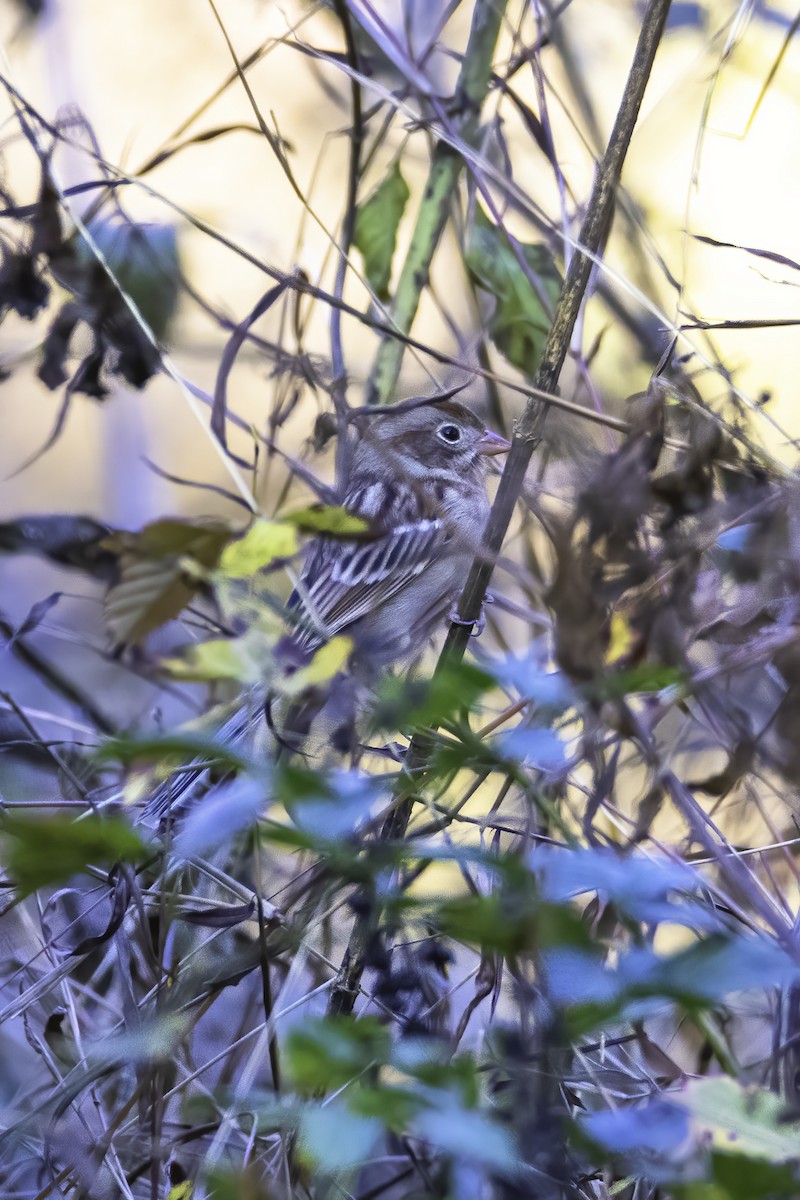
[288, 516, 444, 648]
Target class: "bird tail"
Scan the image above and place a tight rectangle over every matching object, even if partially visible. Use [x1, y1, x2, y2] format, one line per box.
[139, 695, 265, 827]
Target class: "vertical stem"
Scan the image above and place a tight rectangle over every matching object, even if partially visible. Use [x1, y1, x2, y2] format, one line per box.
[441, 0, 674, 665]
[366, 0, 508, 407]
[328, 0, 674, 1020]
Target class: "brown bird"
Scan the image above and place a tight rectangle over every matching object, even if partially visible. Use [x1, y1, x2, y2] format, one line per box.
[287, 400, 510, 666]
[142, 400, 508, 819]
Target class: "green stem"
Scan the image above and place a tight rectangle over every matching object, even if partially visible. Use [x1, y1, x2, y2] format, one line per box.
[365, 0, 508, 407]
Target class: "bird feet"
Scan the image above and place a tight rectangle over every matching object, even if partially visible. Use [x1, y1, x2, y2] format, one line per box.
[448, 592, 494, 636]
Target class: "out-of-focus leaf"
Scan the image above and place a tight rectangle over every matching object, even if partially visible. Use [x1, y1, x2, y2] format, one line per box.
[298, 1100, 382, 1172]
[278, 636, 353, 698]
[283, 505, 370, 535]
[704, 1153, 798, 1199]
[286, 1016, 389, 1093]
[491, 655, 575, 712]
[581, 1098, 690, 1156]
[649, 935, 800, 1003]
[162, 634, 269, 685]
[466, 205, 561, 377]
[349, 1085, 422, 1132]
[284, 768, 377, 839]
[439, 894, 588, 959]
[104, 519, 231, 645]
[584, 1081, 800, 1194]
[202, 1171, 260, 1200]
[598, 662, 684, 699]
[218, 519, 298, 578]
[0, 514, 117, 580]
[173, 778, 268, 858]
[677, 1077, 800, 1163]
[564, 933, 800, 1036]
[543, 947, 619, 1006]
[498, 726, 567, 771]
[2, 814, 147, 896]
[411, 1103, 517, 1172]
[536, 847, 699, 917]
[396, 1048, 480, 1108]
[373, 661, 493, 730]
[76, 218, 181, 340]
[105, 556, 185, 646]
[354, 162, 409, 300]
[166, 1183, 194, 1200]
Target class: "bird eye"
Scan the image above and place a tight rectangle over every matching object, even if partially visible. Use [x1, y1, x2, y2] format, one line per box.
[437, 423, 462, 444]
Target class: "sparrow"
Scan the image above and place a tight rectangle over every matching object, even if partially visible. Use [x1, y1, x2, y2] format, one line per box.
[287, 399, 510, 665]
[141, 400, 509, 820]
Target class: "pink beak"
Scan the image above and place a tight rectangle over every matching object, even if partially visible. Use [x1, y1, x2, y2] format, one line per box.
[476, 429, 511, 457]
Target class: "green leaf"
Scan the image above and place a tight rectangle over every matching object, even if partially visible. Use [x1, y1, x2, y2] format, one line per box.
[677, 1077, 800, 1164]
[598, 662, 684, 699]
[285, 1016, 389, 1093]
[282, 505, 370, 536]
[354, 162, 410, 300]
[466, 205, 561, 376]
[349, 1085, 423, 1132]
[411, 1104, 517, 1172]
[78, 218, 181, 339]
[2, 814, 148, 896]
[203, 1170, 257, 1200]
[439, 893, 591, 959]
[709, 1154, 798, 1199]
[298, 1101, 381, 1172]
[218, 519, 298, 578]
[373, 661, 493, 731]
[398, 1051, 481, 1109]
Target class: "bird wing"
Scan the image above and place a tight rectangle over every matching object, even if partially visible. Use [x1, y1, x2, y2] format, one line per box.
[288, 516, 445, 649]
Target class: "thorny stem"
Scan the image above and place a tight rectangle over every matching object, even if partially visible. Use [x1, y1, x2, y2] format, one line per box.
[328, 0, 675, 1018]
[365, 0, 509, 407]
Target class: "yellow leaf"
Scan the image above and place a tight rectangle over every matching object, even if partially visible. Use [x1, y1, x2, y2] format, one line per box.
[283, 505, 370, 535]
[279, 636, 354, 698]
[219, 520, 298, 578]
[606, 612, 634, 665]
[167, 1182, 193, 1200]
[162, 637, 264, 685]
